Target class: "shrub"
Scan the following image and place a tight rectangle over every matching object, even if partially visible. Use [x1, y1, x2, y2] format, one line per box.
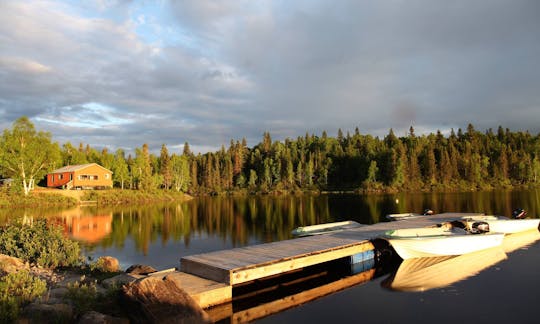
[0, 219, 81, 268]
[64, 281, 123, 317]
[0, 270, 47, 322]
[64, 281, 98, 315]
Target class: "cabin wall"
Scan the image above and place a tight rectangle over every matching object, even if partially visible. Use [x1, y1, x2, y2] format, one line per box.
[47, 172, 73, 188]
[72, 164, 113, 188]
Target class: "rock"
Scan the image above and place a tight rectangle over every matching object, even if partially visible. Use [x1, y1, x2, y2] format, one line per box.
[102, 273, 144, 289]
[0, 254, 28, 274]
[21, 302, 73, 323]
[47, 287, 69, 300]
[55, 273, 87, 288]
[78, 311, 129, 324]
[122, 275, 211, 323]
[96, 256, 120, 272]
[125, 264, 157, 275]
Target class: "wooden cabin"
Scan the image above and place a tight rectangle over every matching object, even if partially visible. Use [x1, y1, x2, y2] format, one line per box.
[47, 163, 113, 189]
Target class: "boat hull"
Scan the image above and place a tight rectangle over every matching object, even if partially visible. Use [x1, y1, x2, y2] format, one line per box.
[383, 227, 505, 260]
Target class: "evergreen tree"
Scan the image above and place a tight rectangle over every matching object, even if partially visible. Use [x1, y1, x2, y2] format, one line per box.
[160, 144, 172, 189]
[135, 144, 153, 191]
[112, 149, 129, 189]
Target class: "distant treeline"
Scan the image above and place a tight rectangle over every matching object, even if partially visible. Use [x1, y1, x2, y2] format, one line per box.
[55, 124, 540, 194]
[2, 118, 540, 194]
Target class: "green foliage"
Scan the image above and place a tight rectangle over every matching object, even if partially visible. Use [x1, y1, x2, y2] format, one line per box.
[0, 270, 47, 323]
[64, 281, 123, 317]
[0, 116, 61, 195]
[64, 281, 98, 314]
[5, 117, 539, 196]
[0, 219, 81, 268]
[0, 191, 77, 208]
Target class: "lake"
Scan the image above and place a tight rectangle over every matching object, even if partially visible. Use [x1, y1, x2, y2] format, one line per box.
[3, 189, 540, 323]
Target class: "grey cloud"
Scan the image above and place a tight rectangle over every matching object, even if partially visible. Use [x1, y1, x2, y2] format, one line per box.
[1, 0, 539, 155]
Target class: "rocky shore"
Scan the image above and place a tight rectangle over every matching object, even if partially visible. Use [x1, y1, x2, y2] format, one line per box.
[1, 254, 210, 323]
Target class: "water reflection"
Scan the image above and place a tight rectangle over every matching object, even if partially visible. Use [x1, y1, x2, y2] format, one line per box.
[57, 207, 113, 243]
[208, 258, 389, 324]
[382, 229, 540, 292]
[1, 189, 540, 266]
[208, 228, 540, 323]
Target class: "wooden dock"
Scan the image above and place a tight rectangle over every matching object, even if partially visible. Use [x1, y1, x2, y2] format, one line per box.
[178, 213, 482, 308]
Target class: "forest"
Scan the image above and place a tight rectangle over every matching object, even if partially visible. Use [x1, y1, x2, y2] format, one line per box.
[2, 117, 540, 195]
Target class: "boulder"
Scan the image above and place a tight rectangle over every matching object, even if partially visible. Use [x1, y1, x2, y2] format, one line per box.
[21, 302, 73, 323]
[96, 256, 120, 272]
[0, 254, 28, 274]
[102, 273, 144, 289]
[78, 311, 129, 324]
[122, 275, 211, 323]
[125, 264, 157, 275]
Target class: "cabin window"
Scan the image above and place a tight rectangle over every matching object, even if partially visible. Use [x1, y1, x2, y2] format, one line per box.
[79, 174, 98, 180]
[70, 174, 73, 180]
[105, 173, 109, 179]
[51, 175, 54, 182]
[58, 174, 63, 180]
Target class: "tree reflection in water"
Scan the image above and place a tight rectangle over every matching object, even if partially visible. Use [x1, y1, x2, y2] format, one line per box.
[1, 189, 539, 259]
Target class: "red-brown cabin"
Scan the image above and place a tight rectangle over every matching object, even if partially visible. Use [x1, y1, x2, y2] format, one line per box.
[47, 163, 113, 189]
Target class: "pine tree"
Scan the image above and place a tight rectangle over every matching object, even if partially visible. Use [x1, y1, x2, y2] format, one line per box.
[137, 143, 153, 191]
[183, 142, 192, 156]
[160, 144, 172, 189]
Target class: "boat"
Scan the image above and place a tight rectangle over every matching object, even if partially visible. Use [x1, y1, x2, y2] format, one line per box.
[291, 220, 364, 237]
[461, 215, 540, 234]
[386, 210, 485, 221]
[385, 213, 423, 221]
[380, 226, 505, 260]
[382, 246, 507, 292]
[382, 228, 540, 292]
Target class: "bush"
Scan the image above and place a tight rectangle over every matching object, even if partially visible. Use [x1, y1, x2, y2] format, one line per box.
[0, 219, 81, 268]
[0, 270, 47, 322]
[64, 281, 98, 315]
[64, 281, 124, 317]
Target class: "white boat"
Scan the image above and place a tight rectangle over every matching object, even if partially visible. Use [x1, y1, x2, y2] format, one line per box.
[386, 211, 485, 221]
[291, 220, 364, 237]
[385, 213, 423, 221]
[381, 226, 505, 260]
[461, 215, 540, 234]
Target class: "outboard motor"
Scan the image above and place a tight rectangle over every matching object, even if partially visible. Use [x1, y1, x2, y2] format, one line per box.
[470, 221, 490, 234]
[423, 209, 434, 215]
[512, 208, 527, 219]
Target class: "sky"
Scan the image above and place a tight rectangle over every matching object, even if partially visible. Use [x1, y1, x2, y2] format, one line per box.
[1, 0, 539, 155]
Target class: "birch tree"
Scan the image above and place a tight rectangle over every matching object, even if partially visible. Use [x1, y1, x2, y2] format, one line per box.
[0, 117, 61, 195]
[170, 154, 190, 192]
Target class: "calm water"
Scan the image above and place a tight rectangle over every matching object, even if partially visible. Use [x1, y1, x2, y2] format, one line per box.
[3, 189, 540, 323]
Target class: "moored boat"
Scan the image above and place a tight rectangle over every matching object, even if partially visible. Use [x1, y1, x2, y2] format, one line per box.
[461, 215, 540, 234]
[385, 213, 423, 221]
[380, 226, 505, 260]
[291, 220, 364, 237]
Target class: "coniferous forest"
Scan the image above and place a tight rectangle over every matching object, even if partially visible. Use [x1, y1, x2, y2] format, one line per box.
[2, 118, 540, 195]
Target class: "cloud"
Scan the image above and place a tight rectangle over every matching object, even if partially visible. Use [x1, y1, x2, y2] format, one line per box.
[0, 0, 539, 155]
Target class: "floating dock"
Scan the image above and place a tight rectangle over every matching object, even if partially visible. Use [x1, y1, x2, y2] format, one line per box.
[177, 213, 484, 309]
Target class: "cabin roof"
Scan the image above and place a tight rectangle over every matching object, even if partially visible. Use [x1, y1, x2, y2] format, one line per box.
[49, 163, 112, 174]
